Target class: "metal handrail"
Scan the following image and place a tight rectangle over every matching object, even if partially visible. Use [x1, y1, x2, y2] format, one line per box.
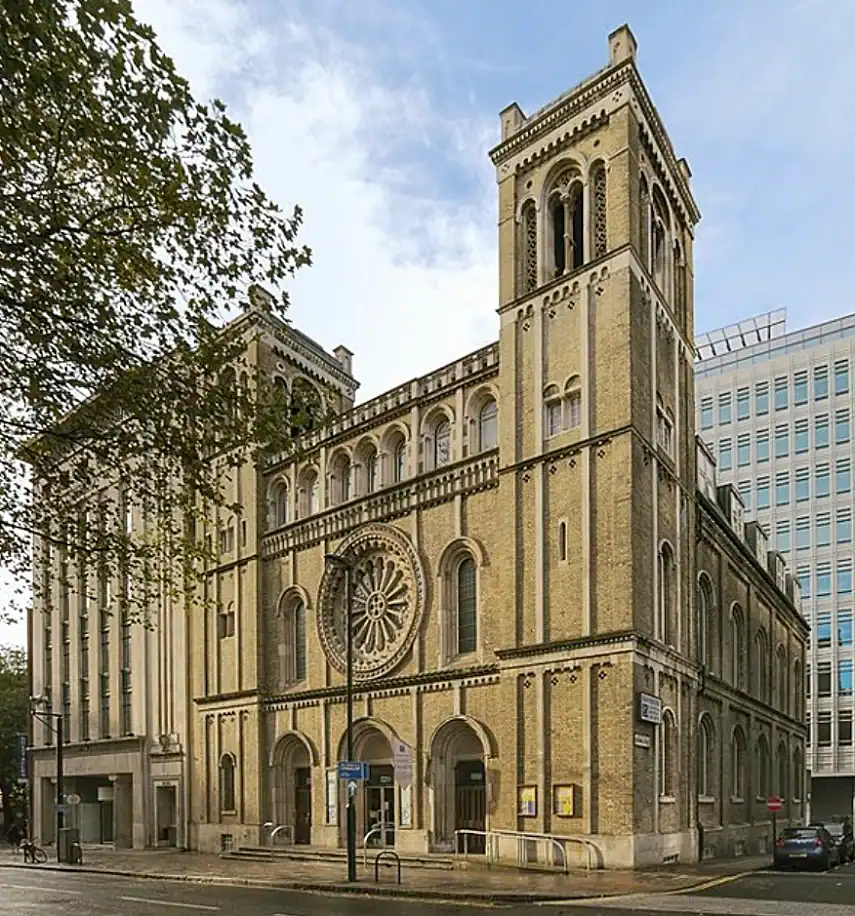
[269, 824, 293, 846]
[454, 828, 598, 872]
[362, 821, 395, 867]
[261, 822, 274, 846]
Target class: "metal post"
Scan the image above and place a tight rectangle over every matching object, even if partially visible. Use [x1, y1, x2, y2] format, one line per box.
[345, 564, 356, 883]
[56, 714, 64, 863]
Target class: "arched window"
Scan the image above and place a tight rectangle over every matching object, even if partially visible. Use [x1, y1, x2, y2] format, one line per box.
[330, 453, 352, 505]
[639, 177, 651, 269]
[366, 449, 378, 494]
[456, 557, 477, 655]
[754, 629, 769, 702]
[279, 597, 307, 685]
[652, 187, 670, 294]
[393, 440, 407, 482]
[697, 575, 714, 671]
[777, 645, 787, 713]
[478, 399, 498, 451]
[591, 161, 608, 259]
[548, 169, 584, 278]
[434, 419, 452, 469]
[656, 396, 674, 457]
[520, 200, 537, 295]
[659, 709, 677, 798]
[290, 377, 323, 436]
[658, 542, 674, 645]
[731, 727, 746, 799]
[756, 735, 769, 798]
[220, 753, 236, 812]
[674, 239, 687, 323]
[777, 741, 788, 798]
[793, 659, 803, 720]
[267, 480, 289, 530]
[564, 377, 582, 430]
[558, 521, 568, 562]
[698, 716, 714, 798]
[218, 602, 235, 639]
[298, 470, 320, 517]
[731, 606, 745, 689]
[544, 385, 562, 438]
[792, 747, 803, 800]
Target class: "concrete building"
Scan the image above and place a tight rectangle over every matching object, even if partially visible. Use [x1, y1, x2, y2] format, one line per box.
[696, 310, 855, 822]
[29, 25, 809, 866]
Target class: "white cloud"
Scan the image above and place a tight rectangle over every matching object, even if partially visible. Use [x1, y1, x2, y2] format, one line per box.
[137, 0, 499, 402]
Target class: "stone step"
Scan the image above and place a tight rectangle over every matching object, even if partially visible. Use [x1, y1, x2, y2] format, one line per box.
[222, 845, 456, 870]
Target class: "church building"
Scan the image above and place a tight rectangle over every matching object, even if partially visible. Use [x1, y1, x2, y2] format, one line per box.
[191, 25, 808, 867]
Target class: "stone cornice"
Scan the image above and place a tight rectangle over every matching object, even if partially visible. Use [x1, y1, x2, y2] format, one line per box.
[262, 663, 501, 710]
[489, 62, 699, 231]
[262, 452, 499, 558]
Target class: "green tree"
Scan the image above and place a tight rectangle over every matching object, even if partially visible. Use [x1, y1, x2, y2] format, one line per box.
[0, 0, 316, 621]
[0, 646, 28, 833]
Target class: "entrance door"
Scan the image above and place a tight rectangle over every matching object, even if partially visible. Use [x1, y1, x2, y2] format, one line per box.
[455, 760, 486, 853]
[99, 801, 114, 844]
[365, 765, 395, 847]
[294, 767, 311, 845]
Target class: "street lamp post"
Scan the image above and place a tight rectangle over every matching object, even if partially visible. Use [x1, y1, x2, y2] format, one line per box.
[31, 702, 64, 863]
[325, 552, 356, 883]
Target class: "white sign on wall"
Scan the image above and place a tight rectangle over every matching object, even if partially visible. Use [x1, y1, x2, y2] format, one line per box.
[392, 740, 413, 788]
[638, 693, 662, 725]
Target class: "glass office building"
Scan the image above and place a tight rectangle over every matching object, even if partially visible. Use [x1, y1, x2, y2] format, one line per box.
[696, 310, 855, 821]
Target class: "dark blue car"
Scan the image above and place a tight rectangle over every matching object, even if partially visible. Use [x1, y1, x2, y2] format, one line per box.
[774, 826, 839, 870]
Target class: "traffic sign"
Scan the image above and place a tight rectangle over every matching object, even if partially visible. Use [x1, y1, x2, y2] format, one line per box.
[767, 795, 783, 812]
[392, 740, 413, 788]
[65, 793, 81, 805]
[337, 761, 369, 781]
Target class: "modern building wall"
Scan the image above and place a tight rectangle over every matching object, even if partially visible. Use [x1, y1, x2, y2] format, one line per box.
[696, 311, 855, 822]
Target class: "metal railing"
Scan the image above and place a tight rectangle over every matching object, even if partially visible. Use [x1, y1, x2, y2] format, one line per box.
[454, 828, 599, 872]
[261, 822, 274, 846]
[362, 822, 395, 867]
[269, 824, 294, 846]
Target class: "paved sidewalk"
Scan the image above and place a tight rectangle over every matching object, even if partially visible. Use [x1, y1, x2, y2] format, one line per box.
[0, 846, 772, 903]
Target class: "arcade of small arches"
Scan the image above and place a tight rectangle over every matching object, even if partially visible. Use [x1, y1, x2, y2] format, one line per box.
[263, 716, 494, 851]
[697, 719, 804, 806]
[695, 574, 803, 719]
[264, 389, 499, 529]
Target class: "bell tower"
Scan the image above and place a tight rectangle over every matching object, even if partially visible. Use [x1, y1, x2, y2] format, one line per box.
[489, 25, 704, 854]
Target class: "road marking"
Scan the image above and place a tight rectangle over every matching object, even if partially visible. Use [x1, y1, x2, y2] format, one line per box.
[665, 870, 754, 895]
[1, 883, 83, 895]
[119, 897, 219, 911]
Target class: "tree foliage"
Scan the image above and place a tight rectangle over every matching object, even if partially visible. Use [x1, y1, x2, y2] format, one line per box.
[0, 0, 316, 621]
[0, 646, 28, 828]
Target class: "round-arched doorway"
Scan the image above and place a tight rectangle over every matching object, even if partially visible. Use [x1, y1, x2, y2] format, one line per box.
[337, 720, 397, 848]
[271, 734, 313, 845]
[430, 718, 489, 853]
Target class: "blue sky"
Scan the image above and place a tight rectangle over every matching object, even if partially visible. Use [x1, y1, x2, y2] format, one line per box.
[135, 0, 855, 398]
[1, 0, 851, 648]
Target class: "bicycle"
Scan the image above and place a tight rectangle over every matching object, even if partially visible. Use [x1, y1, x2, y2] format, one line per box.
[20, 840, 47, 864]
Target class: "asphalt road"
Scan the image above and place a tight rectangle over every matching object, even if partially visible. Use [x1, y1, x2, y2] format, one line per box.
[0, 869, 490, 916]
[6, 862, 855, 916]
[545, 857, 855, 915]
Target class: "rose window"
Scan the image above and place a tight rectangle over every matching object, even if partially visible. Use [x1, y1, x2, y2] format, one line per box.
[317, 523, 426, 680]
